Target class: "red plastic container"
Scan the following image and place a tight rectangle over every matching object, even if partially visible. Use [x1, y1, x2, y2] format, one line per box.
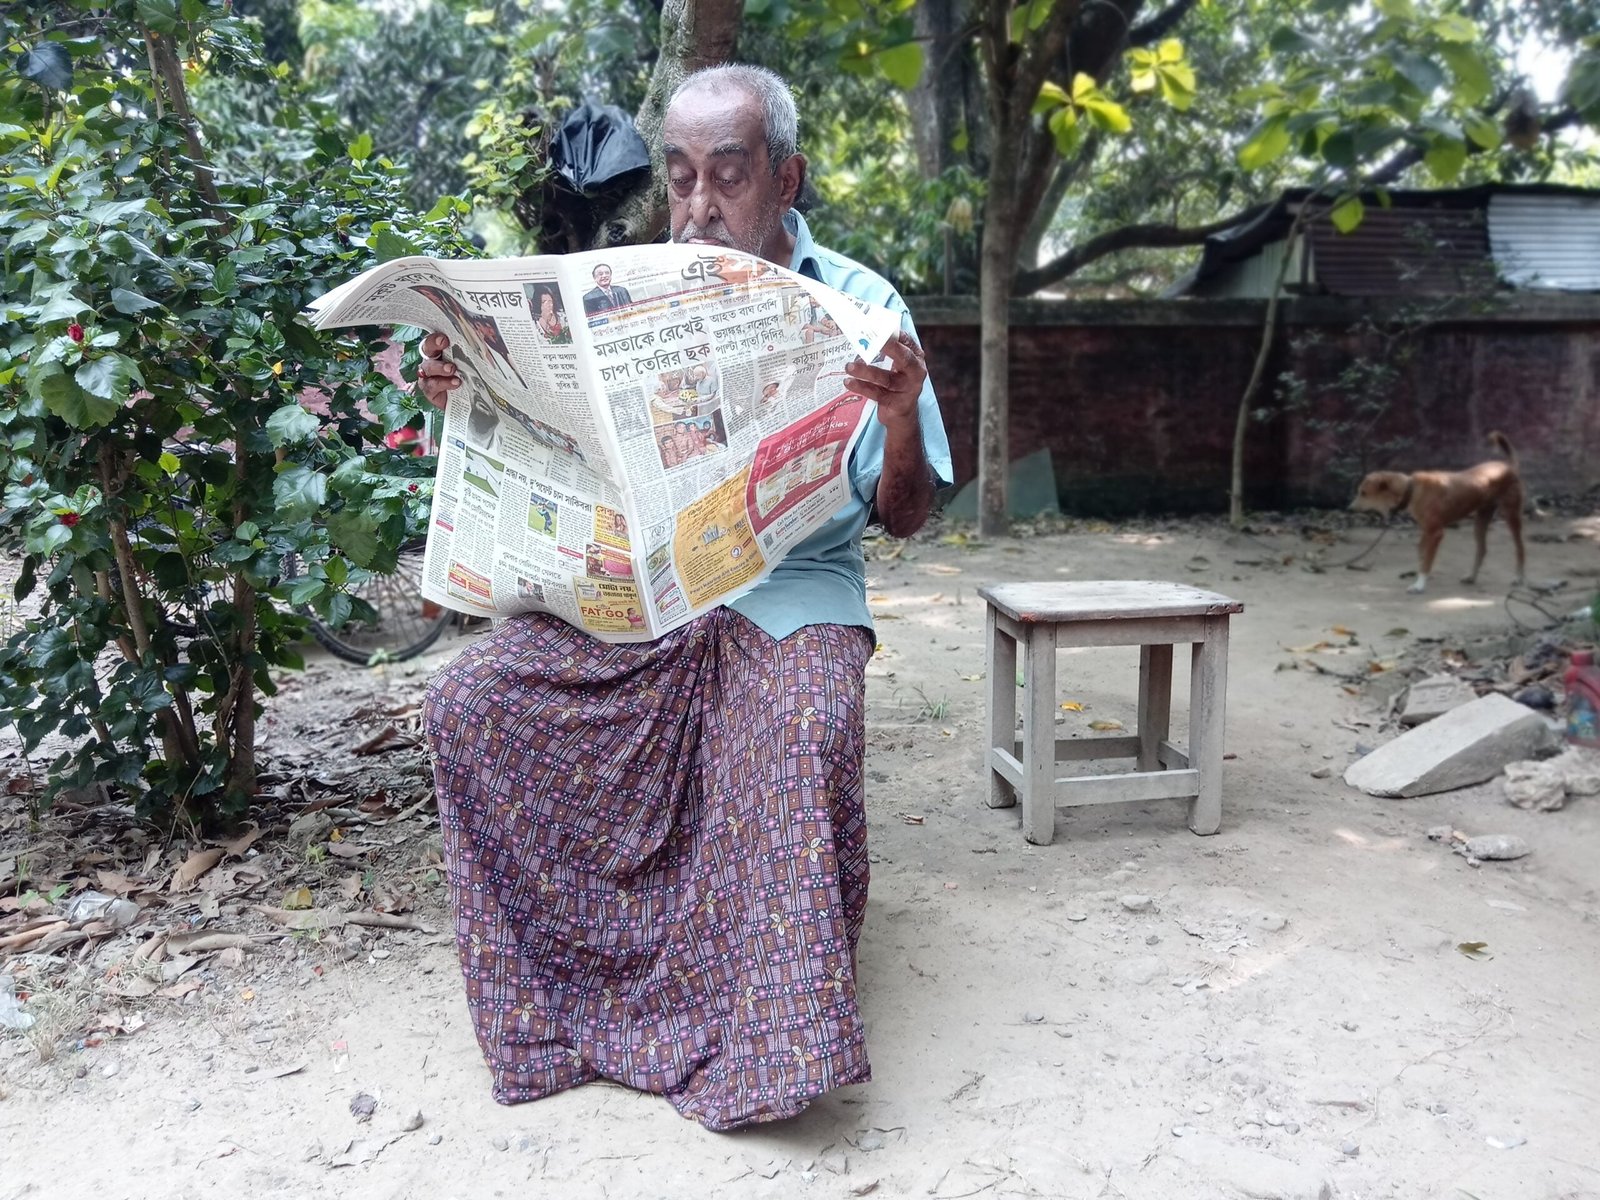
[1564, 650, 1600, 748]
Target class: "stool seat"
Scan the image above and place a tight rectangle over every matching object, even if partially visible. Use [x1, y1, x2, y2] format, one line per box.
[981, 580, 1243, 845]
[981, 581, 1244, 624]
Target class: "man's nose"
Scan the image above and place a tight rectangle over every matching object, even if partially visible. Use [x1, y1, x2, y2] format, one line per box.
[687, 178, 719, 228]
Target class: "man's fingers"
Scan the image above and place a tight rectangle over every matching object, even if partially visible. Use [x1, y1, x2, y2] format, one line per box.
[421, 332, 451, 358]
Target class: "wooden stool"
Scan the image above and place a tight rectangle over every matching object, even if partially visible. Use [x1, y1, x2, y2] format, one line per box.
[979, 581, 1244, 845]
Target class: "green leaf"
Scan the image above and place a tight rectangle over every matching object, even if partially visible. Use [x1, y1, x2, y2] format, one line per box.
[17, 44, 72, 91]
[1033, 80, 1071, 115]
[1440, 44, 1492, 106]
[289, 576, 326, 606]
[1461, 111, 1502, 150]
[1390, 51, 1445, 97]
[273, 464, 327, 521]
[158, 451, 180, 476]
[136, 0, 179, 33]
[1430, 13, 1477, 43]
[29, 361, 115, 429]
[374, 227, 421, 262]
[1080, 97, 1131, 135]
[1237, 116, 1291, 171]
[1563, 52, 1600, 120]
[1047, 105, 1082, 157]
[77, 355, 135, 405]
[327, 510, 381, 569]
[213, 258, 237, 295]
[111, 287, 161, 315]
[877, 42, 924, 91]
[1268, 27, 1323, 56]
[1329, 196, 1365, 235]
[1424, 137, 1467, 183]
[349, 132, 374, 162]
[464, 7, 497, 25]
[265, 404, 321, 447]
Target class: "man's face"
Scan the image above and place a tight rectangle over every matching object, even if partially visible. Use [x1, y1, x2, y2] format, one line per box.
[594, 265, 612, 289]
[662, 85, 802, 263]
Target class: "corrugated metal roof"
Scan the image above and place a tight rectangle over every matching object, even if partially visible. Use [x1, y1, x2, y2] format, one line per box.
[1489, 193, 1600, 291]
[1307, 206, 1490, 296]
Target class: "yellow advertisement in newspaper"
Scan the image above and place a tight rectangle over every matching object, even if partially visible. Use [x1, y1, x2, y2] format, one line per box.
[671, 469, 766, 610]
[572, 578, 646, 635]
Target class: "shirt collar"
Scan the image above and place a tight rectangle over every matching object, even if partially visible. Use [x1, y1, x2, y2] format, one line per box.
[785, 209, 821, 280]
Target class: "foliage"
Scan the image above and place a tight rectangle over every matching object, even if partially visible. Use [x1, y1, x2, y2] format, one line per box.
[0, 1, 471, 823]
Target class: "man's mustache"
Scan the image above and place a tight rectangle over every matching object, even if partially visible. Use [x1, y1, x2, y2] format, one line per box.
[676, 220, 731, 243]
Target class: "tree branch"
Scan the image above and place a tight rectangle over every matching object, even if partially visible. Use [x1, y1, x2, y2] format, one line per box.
[1013, 211, 1250, 295]
[1369, 104, 1583, 186]
[1018, 133, 1100, 267]
[1128, 0, 1199, 47]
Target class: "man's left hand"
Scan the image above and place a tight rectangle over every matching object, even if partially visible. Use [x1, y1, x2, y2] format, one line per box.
[846, 331, 926, 430]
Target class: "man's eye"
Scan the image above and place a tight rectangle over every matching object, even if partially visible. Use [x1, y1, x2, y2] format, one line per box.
[717, 176, 740, 189]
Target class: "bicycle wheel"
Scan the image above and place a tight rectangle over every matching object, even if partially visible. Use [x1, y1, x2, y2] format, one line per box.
[285, 539, 453, 665]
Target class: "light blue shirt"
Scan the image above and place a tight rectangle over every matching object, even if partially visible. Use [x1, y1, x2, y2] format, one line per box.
[727, 211, 953, 640]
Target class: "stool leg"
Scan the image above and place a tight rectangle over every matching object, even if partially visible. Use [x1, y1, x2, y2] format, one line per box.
[985, 604, 1017, 810]
[1021, 625, 1058, 845]
[1137, 644, 1173, 771]
[1188, 617, 1228, 835]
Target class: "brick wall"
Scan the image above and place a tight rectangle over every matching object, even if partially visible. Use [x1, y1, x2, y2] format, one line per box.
[910, 296, 1600, 514]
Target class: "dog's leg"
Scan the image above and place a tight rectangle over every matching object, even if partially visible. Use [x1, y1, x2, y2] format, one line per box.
[1462, 505, 1493, 585]
[1503, 489, 1526, 585]
[1410, 526, 1445, 594]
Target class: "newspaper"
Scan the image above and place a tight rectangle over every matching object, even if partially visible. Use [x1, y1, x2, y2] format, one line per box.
[305, 243, 901, 642]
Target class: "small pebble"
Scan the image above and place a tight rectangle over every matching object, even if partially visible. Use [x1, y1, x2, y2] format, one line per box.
[1255, 914, 1287, 933]
[1340, 1021, 1358, 1032]
[1486, 1133, 1526, 1150]
[491, 1136, 509, 1152]
[1463, 834, 1530, 862]
[1145, 934, 1161, 946]
[1192, 1101, 1213, 1114]
[400, 1110, 424, 1132]
[1265, 1110, 1285, 1127]
[185, 1098, 202, 1112]
[1286, 1122, 1300, 1134]
[857, 1131, 885, 1152]
[1120, 894, 1153, 912]
[1340, 1140, 1360, 1157]
[1066, 912, 1088, 922]
[1206, 1050, 1224, 1063]
[427, 1133, 442, 1146]
[1023, 1012, 1045, 1024]
[1428, 1101, 1448, 1115]
[1171, 1125, 1197, 1138]
[1310, 766, 1333, 779]
[1053, 1029, 1073, 1039]
[101, 1063, 118, 1079]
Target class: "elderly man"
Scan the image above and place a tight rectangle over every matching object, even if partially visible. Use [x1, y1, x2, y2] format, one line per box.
[419, 63, 951, 1130]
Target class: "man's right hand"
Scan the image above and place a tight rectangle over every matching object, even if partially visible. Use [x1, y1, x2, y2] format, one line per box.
[416, 333, 459, 411]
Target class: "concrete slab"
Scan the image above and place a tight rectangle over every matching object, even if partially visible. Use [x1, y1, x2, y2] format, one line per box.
[1345, 693, 1558, 798]
[1399, 673, 1478, 726]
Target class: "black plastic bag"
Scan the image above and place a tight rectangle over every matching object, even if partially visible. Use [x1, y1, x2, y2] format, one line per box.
[550, 100, 650, 194]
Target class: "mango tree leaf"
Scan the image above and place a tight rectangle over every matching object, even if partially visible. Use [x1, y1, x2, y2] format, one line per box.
[17, 43, 73, 91]
[265, 404, 321, 447]
[1462, 111, 1503, 150]
[877, 42, 924, 91]
[1440, 44, 1492, 106]
[1329, 195, 1365, 235]
[1391, 51, 1445, 97]
[1423, 137, 1467, 183]
[1430, 13, 1477, 42]
[1237, 115, 1291, 170]
[349, 132, 373, 161]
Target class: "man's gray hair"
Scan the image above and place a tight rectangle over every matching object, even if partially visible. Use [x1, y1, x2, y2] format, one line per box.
[670, 64, 799, 172]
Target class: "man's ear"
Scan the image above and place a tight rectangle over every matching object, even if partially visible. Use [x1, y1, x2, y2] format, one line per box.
[778, 153, 807, 209]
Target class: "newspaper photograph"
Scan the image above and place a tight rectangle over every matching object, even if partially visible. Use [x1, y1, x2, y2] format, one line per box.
[305, 243, 901, 642]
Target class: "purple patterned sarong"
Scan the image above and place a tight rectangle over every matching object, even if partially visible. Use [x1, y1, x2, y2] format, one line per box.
[422, 608, 875, 1130]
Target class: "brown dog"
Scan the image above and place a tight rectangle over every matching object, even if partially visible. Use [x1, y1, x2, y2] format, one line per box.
[1350, 431, 1526, 594]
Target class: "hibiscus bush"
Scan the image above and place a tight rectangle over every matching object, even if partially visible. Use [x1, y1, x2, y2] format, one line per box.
[0, 1, 471, 823]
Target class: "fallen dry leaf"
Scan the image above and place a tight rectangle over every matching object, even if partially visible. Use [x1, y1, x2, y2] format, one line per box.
[337, 873, 364, 901]
[282, 886, 314, 911]
[1331, 625, 1357, 637]
[1456, 941, 1493, 962]
[1088, 719, 1124, 732]
[327, 842, 371, 859]
[157, 978, 206, 1000]
[96, 870, 140, 896]
[222, 823, 263, 859]
[896, 813, 926, 825]
[169, 847, 225, 893]
[1060, 701, 1085, 712]
[165, 931, 252, 955]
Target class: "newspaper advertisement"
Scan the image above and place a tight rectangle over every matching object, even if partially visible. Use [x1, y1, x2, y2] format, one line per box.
[305, 243, 900, 642]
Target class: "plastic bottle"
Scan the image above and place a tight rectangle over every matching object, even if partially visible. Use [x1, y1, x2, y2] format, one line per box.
[1563, 650, 1600, 748]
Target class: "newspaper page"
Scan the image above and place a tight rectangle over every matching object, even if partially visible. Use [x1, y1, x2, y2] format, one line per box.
[305, 244, 900, 642]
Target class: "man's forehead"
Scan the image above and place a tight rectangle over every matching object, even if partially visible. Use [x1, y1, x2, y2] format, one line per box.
[663, 87, 765, 155]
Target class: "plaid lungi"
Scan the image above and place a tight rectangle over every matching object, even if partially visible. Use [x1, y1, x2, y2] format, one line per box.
[423, 608, 875, 1130]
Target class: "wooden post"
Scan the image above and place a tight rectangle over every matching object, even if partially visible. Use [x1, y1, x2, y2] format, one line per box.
[1188, 618, 1228, 835]
[1137, 643, 1173, 772]
[986, 602, 1018, 809]
[1021, 624, 1058, 845]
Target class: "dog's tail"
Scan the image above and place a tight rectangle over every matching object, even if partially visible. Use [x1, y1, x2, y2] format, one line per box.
[1488, 430, 1518, 469]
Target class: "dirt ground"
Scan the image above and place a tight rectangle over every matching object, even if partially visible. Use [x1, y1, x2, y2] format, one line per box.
[4, 512, 1600, 1200]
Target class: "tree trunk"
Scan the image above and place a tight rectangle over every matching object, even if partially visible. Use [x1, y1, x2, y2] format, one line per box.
[582, 0, 743, 250]
[1228, 205, 1310, 527]
[977, 125, 1021, 538]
